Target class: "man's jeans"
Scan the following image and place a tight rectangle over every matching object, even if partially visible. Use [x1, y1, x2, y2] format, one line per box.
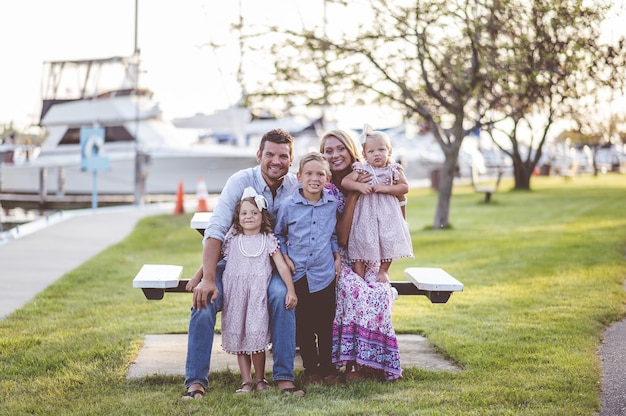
[184, 259, 296, 389]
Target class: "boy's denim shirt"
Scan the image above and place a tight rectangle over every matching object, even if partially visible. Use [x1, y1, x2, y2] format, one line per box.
[275, 186, 339, 293]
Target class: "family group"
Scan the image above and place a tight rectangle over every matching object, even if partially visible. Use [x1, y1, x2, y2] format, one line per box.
[182, 125, 414, 399]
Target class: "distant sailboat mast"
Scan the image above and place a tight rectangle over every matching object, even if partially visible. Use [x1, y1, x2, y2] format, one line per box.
[133, 0, 148, 206]
[225, 0, 247, 147]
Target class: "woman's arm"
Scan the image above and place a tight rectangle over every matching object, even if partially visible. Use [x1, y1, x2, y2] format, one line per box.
[336, 191, 359, 247]
[394, 167, 408, 218]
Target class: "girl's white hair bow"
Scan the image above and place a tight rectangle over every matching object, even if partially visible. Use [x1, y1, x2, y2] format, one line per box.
[359, 123, 374, 144]
[241, 186, 268, 211]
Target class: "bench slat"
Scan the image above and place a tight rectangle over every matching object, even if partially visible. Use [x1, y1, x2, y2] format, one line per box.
[134, 266, 464, 304]
[190, 212, 212, 235]
[133, 264, 183, 289]
[404, 267, 464, 292]
[470, 165, 504, 203]
[190, 212, 212, 230]
[136, 278, 458, 303]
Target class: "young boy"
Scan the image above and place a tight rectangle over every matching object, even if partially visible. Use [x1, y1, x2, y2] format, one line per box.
[275, 152, 341, 386]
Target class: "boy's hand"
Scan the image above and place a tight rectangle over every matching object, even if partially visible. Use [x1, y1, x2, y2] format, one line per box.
[285, 292, 298, 309]
[334, 255, 342, 281]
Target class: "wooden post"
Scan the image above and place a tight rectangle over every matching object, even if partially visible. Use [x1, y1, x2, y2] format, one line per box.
[56, 167, 66, 197]
[134, 151, 149, 206]
[39, 167, 48, 209]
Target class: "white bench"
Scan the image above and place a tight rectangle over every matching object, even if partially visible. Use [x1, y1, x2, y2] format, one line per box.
[133, 264, 463, 304]
[189, 211, 212, 236]
[133, 264, 186, 300]
[133, 213, 464, 304]
[400, 267, 464, 303]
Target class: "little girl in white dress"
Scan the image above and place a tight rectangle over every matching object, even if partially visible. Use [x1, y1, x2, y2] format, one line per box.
[220, 187, 297, 393]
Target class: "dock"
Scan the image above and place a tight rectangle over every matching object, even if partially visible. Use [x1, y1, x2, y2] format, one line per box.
[0, 192, 177, 211]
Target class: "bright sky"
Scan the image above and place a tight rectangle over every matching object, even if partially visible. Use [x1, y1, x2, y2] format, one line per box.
[1, 0, 624, 131]
[0, 0, 330, 129]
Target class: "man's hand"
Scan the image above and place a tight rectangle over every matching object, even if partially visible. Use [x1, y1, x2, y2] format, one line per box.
[192, 279, 219, 310]
[185, 274, 201, 291]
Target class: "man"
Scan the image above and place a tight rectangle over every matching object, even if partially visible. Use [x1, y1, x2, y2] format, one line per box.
[182, 129, 304, 399]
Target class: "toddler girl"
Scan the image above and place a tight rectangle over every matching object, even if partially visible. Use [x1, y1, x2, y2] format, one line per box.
[341, 124, 414, 282]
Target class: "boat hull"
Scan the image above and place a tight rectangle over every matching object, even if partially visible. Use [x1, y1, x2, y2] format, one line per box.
[0, 148, 257, 195]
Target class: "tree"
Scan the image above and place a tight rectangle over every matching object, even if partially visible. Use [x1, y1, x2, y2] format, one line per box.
[249, 0, 498, 229]
[561, 37, 626, 176]
[243, 0, 621, 225]
[479, 0, 616, 189]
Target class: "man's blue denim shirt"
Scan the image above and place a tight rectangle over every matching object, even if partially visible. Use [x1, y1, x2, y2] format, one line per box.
[203, 165, 298, 243]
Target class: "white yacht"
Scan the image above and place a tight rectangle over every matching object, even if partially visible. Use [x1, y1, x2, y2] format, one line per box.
[0, 54, 259, 196]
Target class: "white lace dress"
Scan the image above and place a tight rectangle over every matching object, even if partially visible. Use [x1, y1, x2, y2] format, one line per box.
[347, 161, 414, 264]
[220, 232, 279, 355]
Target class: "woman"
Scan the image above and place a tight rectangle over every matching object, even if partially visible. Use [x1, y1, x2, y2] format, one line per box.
[320, 129, 403, 382]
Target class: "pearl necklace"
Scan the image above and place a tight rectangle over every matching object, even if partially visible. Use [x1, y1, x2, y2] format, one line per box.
[238, 234, 266, 258]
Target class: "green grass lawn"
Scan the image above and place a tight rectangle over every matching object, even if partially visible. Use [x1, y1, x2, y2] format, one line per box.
[1, 174, 625, 415]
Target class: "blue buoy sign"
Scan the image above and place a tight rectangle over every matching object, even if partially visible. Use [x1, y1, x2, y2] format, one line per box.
[80, 127, 110, 172]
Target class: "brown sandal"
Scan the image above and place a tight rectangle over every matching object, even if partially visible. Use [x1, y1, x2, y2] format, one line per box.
[280, 387, 305, 397]
[345, 369, 363, 381]
[235, 381, 254, 394]
[181, 389, 205, 400]
[255, 378, 270, 391]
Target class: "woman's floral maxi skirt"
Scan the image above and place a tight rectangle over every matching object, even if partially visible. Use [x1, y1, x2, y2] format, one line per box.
[332, 255, 402, 381]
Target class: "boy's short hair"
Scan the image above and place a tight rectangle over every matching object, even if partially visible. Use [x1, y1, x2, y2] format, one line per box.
[298, 151, 331, 176]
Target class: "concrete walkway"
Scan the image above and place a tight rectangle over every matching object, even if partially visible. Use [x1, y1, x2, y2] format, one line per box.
[0, 203, 623, 415]
[0, 203, 173, 319]
[598, 283, 626, 416]
[126, 333, 461, 379]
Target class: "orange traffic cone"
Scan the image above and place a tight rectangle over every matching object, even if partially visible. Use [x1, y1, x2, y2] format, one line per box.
[173, 181, 185, 215]
[196, 176, 209, 212]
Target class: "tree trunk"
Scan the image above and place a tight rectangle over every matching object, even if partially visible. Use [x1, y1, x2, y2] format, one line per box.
[591, 144, 600, 177]
[432, 157, 457, 228]
[432, 122, 464, 229]
[511, 154, 533, 190]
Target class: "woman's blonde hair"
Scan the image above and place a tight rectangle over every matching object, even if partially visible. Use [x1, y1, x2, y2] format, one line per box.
[320, 129, 362, 164]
